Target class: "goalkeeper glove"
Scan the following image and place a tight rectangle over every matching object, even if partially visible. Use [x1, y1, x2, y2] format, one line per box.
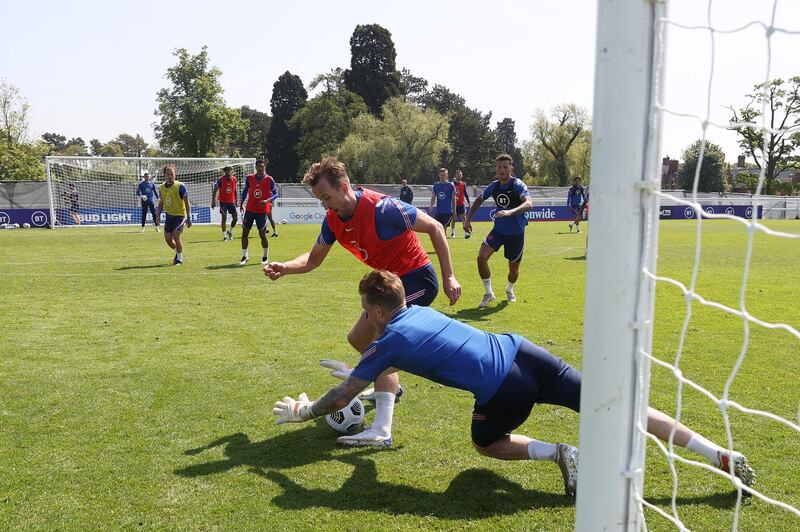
[272, 392, 314, 424]
[319, 359, 352, 381]
[140, 195, 148, 201]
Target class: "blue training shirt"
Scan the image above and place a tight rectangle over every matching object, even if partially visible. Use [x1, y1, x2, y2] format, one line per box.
[351, 306, 522, 405]
[482, 178, 529, 235]
[567, 184, 586, 208]
[432, 181, 455, 215]
[319, 190, 418, 245]
[137, 181, 158, 203]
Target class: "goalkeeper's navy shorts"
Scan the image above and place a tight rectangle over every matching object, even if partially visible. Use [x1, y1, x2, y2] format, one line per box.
[400, 263, 438, 307]
[471, 338, 582, 448]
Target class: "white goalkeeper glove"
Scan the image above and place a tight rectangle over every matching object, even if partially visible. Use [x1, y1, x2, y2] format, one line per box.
[140, 195, 148, 201]
[319, 359, 352, 381]
[272, 392, 314, 424]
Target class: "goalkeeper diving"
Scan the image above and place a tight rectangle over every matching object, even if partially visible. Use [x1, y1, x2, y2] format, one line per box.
[273, 270, 755, 497]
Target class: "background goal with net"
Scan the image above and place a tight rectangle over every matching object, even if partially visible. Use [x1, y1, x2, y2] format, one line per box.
[45, 157, 256, 227]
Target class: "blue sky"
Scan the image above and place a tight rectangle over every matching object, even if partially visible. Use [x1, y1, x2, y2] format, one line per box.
[1, 0, 798, 162]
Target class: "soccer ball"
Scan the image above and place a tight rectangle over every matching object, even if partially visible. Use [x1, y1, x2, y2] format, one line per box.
[22, 223, 31, 228]
[281, 219, 287, 224]
[464, 231, 471, 239]
[325, 397, 365, 433]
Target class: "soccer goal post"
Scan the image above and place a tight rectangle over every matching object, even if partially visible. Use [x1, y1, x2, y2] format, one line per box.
[577, 1, 800, 529]
[45, 156, 256, 227]
[575, 0, 666, 529]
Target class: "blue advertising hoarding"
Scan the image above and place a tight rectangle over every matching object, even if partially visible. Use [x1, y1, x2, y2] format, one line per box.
[658, 205, 762, 219]
[0, 207, 211, 227]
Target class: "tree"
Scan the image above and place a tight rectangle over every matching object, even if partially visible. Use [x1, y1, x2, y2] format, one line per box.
[113, 133, 148, 157]
[0, 80, 30, 150]
[344, 24, 401, 116]
[338, 97, 449, 183]
[267, 71, 308, 180]
[419, 85, 498, 182]
[677, 139, 727, 192]
[232, 106, 271, 158]
[290, 86, 367, 172]
[0, 141, 47, 180]
[531, 104, 590, 186]
[154, 46, 247, 157]
[399, 68, 428, 103]
[42, 132, 67, 151]
[495, 118, 526, 177]
[729, 77, 800, 195]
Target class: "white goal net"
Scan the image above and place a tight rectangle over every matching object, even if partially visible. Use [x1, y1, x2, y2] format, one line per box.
[45, 157, 256, 227]
[576, 0, 799, 530]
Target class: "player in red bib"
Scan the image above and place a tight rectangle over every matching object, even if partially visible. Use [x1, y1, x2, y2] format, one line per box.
[450, 170, 471, 238]
[211, 165, 238, 241]
[264, 156, 461, 447]
[238, 159, 278, 265]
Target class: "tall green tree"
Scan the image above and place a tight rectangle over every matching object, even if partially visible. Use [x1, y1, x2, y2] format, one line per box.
[267, 71, 308, 181]
[399, 68, 428, 103]
[729, 77, 800, 195]
[344, 24, 401, 116]
[420, 85, 497, 182]
[290, 82, 367, 173]
[154, 46, 247, 157]
[0, 79, 30, 150]
[495, 118, 525, 176]
[677, 139, 727, 192]
[233, 106, 271, 158]
[113, 133, 147, 157]
[338, 97, 448, 183]
[531, 104, 590, 186]
[41, 132, 67, 151]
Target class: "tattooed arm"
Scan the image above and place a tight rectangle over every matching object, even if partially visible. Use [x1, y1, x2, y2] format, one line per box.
[309, 376, 371, 418]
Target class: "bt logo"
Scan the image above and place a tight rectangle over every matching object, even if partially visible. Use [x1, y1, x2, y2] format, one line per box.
[438, 192, 446, 200]
[496, 194, 510, 208]
[0, 211, 9, 224]
[31, 211, 48, 227]
[684, 207, 695, 219]
[254, 189, 263, 199]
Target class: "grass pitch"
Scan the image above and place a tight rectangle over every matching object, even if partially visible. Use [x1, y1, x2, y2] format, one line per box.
[0, 220, 797, 530]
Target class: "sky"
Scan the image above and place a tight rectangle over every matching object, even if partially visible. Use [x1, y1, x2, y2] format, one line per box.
[1, 0, 798, 164]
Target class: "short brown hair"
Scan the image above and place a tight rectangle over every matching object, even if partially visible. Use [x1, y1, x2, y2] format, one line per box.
[495, 154, 513, 164]
[359, 270, 406, 310]
[304, 156, 349, 188]
[163, 164, 177, 175]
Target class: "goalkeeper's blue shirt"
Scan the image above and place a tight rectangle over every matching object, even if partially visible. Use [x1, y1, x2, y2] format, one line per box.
[137, 181, 158, 203]
[351, 306, 522, 405]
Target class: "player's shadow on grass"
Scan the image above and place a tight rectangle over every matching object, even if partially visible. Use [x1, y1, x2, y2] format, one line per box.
[564, 255, 586, 261]
[205, 263, 254, 270]
[175, 425, 386, 478]
[260, 455, 570, 518]
[114, 263, 170, 270]
[445, 301, 509, 322]
[646, 491, 741, 510]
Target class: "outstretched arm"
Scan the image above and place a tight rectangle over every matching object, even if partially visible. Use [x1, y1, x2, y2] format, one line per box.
[272, 376, 370, 424]
[264, 239, 331, 279]
[413, 209, 461, 305]
[463, 195, 485, 233]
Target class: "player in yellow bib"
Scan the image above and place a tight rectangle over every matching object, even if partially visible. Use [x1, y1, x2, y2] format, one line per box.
[156, 164, 192, 265]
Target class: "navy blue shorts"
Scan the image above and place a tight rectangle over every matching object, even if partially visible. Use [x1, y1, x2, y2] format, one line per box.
[164, 214, 186, 233]
[435, 212, 452, 227]
[400, 264, 439, 307]
[483, 229, 525, 262]
[456, 205, 466, 217]
[242, 211, 267, 231]
[471, 339, 582, 447]
[219, 202, 237, 217]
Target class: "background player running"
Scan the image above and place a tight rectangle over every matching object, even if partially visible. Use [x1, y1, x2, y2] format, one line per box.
[567, 176, 587, 233]
[463, 154, 532, 308]
[238, 160, 277, 265]
[156, 164, 192, 265]
[211, 165, 238, 241]
[430, 168, 456, 233]
[450, 170, 470, 238]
